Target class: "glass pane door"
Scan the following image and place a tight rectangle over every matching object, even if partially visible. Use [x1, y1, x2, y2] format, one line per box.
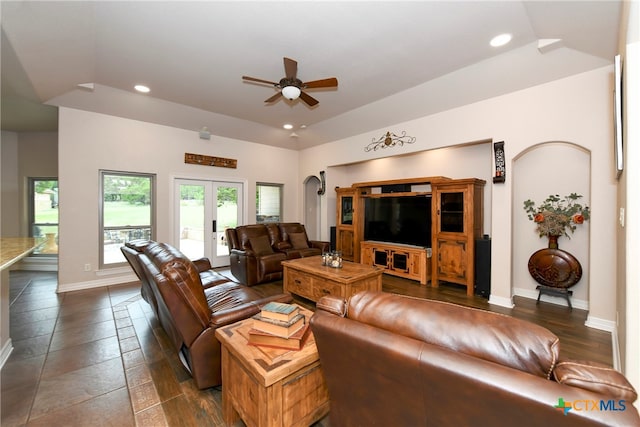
[440, 191, 465, 233]
[214, 182, 241, 260]
[176, 179, 243, 267]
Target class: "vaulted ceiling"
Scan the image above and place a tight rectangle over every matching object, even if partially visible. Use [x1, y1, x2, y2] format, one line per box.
[1, 1, 621, 150]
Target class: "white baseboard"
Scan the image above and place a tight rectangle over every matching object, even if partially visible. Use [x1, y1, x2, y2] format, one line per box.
[0, 338, 13, 370]
[488, 294, 514, 308]
[513, 286, 588, 311]
[57, 272, 138, 293]
[585, 314, 617, 332]
[611, 326, 621, 371]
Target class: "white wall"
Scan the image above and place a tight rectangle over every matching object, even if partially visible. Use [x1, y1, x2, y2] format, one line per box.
[57, 108, 299, 291]
[1, 131, 19, 237]
[620, 0, 640, 401]
[301, 66, 617, 328]
[0, 131, 57, 237]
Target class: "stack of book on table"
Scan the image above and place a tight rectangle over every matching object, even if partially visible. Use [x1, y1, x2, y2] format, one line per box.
[248, 302, 309, 351]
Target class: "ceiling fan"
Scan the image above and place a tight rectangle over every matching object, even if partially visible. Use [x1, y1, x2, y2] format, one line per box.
[242, 57, 338, 107]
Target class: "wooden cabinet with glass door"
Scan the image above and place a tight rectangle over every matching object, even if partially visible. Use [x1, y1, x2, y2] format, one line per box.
[335, 187, 359, 262]
[431, 179, 485, 296]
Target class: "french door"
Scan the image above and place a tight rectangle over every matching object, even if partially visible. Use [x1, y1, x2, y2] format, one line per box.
[175, 179, 243, 267]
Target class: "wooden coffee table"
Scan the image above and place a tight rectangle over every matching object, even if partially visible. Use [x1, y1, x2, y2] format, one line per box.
[215, 307, 329, 427]
[282, 255, 382, 303]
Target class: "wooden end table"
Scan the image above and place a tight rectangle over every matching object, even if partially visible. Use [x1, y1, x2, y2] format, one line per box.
[215, 307, 329, 427]
[282, 256, 382, 303]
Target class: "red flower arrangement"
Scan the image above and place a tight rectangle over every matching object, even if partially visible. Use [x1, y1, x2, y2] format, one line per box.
[523, 193, 590, 238]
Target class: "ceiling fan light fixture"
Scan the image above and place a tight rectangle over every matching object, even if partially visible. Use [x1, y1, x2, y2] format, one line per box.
[281, 85, 301, 100]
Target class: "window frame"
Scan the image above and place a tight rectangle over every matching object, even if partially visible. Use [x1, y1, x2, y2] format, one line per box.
[28, 177, 59, 257]
[99, 170, 156, 269]
[256, 182, 283, 223]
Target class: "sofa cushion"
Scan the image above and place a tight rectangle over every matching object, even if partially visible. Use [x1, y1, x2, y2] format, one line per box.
[289, 232, 309, 249]
[235, 224, 270, 251]
[346, 291, 560, 379]
[554, 360, 638, 402]
[250, 235, 273, 254]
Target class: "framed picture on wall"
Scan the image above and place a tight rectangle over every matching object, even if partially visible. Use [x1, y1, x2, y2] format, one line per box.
[614, 54, 623, 179]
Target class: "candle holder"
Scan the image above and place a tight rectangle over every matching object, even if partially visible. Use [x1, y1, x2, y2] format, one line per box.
[322, 251, 343, 268]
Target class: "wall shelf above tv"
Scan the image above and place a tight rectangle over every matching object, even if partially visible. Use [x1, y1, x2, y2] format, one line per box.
[351, 176, 451, 188]
[362, 191, 431, 198]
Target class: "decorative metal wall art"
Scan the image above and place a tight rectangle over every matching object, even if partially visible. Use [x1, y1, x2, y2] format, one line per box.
[365, 131, 416, 152]
[317, 171, 326, 195]
[493, 141, 506, 183]
[184, 153, 237, 169]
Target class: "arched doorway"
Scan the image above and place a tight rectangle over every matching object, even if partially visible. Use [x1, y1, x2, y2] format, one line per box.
[303, 175, 322, 240]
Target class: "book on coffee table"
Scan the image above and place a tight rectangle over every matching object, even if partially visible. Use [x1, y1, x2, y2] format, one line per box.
[260, 301, 300, 322]
[247, 323, 310, 351]
[252, 312, 305, 338]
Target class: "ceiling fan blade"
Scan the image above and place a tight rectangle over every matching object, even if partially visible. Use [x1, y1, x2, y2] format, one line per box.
[303, 77, 338, 89]
[264, 92, 283, 103]
[299, 91, 319, 107]
[242, 75, 278, 86]
[284, 57, 297, 79]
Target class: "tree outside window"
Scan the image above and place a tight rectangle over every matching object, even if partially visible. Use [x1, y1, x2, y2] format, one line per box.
[100, 171, 155, 267]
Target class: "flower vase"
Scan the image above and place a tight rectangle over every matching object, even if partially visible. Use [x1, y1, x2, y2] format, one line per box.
[548, 234, 559, 249]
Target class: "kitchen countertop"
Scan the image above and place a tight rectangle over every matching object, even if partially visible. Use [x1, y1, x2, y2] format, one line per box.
[0, 237, 43, 270]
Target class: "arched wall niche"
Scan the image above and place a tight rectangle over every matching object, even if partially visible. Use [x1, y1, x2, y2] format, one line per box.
[512, 141, 591, 309]
[303, 175, 322, 241]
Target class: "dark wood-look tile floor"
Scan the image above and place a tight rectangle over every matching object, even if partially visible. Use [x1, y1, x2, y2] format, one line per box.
[1, 270, 612, 426]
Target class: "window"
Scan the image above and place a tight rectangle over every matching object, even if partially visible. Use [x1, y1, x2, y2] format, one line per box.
[100, 171, 155, 267]
[29, 178, 58, 256]
[256, 183, 282, 223]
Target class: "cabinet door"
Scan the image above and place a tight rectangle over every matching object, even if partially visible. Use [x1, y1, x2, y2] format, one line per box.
[391, 252, 409, 273]
[338, 229, 354, 259]
[339, 195, 354, 225]
[435, 239, 468, 282]
[438, 190, 465, 233]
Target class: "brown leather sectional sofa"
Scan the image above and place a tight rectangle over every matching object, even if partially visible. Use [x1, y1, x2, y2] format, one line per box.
[225, 222, 330, 286]
[310, 291, 640, 426]
[121, 240, 292, 389]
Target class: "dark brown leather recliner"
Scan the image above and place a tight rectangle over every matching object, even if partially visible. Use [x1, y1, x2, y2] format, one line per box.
[121, 239, 229, 317]
[134, 241, 292, 389]
[225, 222, 330, 286]
[310, 291, 640, 427]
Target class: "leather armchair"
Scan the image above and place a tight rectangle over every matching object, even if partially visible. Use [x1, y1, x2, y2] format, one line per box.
[310, 291, 639, 426]
[134, 241, 292, 389]
[226, 224, 288, 286]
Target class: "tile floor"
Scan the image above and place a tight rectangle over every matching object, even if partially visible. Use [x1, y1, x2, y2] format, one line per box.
[1, 271, 229, 426]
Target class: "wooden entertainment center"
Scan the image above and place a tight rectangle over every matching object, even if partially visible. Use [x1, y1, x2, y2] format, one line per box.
[335, 176, 485, 295]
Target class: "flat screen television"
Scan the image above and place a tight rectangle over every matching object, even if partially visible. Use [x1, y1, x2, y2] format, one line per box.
[364, 195, 432, 248]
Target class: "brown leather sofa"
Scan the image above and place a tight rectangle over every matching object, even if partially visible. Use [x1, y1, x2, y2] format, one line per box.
[121, 239, 230, 316]
[225, 222, 330, 286]
[310, 291, 639, 426]
[122, 240, 292, 389]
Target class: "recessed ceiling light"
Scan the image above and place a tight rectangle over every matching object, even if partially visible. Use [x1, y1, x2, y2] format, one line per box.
[134, 84, 150, 93]
[490, 33, 512, 47]
[283, 124, 294, 130]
